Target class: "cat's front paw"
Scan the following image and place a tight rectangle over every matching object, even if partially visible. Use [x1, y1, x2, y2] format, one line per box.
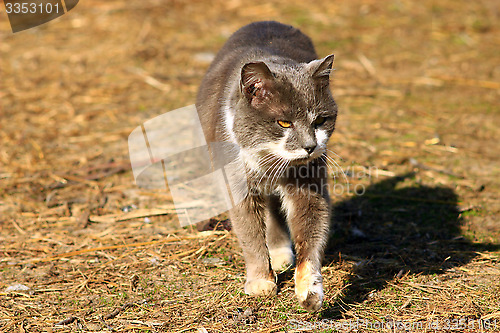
[298, 289, 323, 312]
[295, 261, 324, 312]
[269, 247, 295, 271]
[244, 279, 277, 296]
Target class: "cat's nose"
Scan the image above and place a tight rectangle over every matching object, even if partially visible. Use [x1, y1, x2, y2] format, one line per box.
[303, 145, 317, 155]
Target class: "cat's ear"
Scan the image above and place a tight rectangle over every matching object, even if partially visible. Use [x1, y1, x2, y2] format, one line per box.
[309, 54, 334, 81]
[241, 62, 274, 107]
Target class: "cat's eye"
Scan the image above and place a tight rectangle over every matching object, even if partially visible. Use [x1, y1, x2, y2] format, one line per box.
[313, 116, 327, 127]
[277, 120, 292, 128]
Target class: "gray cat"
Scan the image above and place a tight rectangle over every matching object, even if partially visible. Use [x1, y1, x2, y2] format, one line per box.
[196, 21, 337, 312]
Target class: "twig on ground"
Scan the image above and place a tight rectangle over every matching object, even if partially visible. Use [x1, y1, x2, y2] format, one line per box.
[430, 75, 500, 90]
[127, 67, 171, 92]
[99, 316, 115, 332]
[30, 231, 225, 263]
[89, 207, 177, 223]
[55, 316, 78, 326]
[104, 301, 137, 320]
[409, 158, 463, 178]
[89, 200, 205, 223]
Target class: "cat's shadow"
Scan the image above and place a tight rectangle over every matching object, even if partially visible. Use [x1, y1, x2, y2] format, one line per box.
[313, 172, 500, 319]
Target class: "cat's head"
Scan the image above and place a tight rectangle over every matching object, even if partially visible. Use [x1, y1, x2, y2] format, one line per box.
[233, 54, 337, 168]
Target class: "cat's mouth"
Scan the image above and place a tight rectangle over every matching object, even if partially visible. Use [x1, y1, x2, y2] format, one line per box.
[289, 149, 325, 165]
[265, 151, 323, 166]
[255, 149, 323, 170]
[290, 155, 319, 166]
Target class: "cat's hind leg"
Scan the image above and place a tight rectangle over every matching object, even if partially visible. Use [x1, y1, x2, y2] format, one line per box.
[266, 194, 295, 272]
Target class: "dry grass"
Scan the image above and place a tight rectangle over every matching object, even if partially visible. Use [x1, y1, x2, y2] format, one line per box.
[1, 0, 499, 332]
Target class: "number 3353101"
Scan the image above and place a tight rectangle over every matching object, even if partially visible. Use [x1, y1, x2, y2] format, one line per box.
[5, 2, 61, 14]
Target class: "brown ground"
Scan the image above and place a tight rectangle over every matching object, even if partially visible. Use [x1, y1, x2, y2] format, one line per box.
[1, 0, 499, 332]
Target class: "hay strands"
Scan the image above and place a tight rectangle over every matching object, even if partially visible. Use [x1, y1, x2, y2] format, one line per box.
[89, 201, 206, 223]
[30, 230, 226, 263]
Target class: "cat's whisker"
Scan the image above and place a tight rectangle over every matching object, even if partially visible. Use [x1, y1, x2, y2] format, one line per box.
[269, 158, 286, 187]
[259, 157, 283, 189]
[256, 158, 278, 188]
[255, 154, 275, 174]
[320, 155, 337, 178]
[326, 148, 345, 162]
[324, 154, 349, 185]
[270, 159, 289, 188]
[277, 160, 290, 184]
[267, 157, 283, 187]
[259, 153, 274, 164]
[324, 149, 349, 183]
[321, 155, 344, 184]
[257, 154, 275, 170]
[324, 155, 343, 179]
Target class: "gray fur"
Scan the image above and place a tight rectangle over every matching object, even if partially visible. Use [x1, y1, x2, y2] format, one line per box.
[196, 21, 337, 312]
